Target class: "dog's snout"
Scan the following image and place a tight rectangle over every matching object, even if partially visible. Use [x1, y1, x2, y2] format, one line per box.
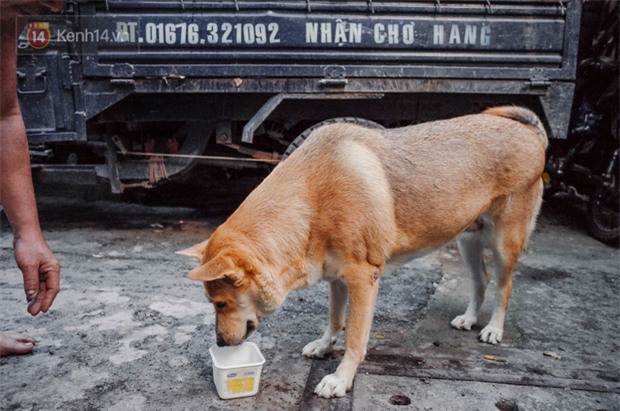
[246, 320, 256, 338]
[216, 336, 229, 347]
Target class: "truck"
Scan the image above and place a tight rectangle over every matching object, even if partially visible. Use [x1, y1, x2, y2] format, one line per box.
[17, 0, 582, 194]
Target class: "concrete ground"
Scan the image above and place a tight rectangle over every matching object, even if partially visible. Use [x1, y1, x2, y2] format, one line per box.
[0, 194, 618, 410]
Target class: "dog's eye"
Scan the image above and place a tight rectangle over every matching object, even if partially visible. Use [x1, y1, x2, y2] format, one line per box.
[214, 302, 227, 310]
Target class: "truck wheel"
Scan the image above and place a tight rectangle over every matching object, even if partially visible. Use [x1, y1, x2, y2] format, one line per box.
[587, 182, 620, 245]
[282, 117, 384, 160]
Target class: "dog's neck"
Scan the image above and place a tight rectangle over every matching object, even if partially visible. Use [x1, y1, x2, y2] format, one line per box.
[250, 261, 314, 316]
[211, 224, 307, 310]
[222, 167, 315, 310]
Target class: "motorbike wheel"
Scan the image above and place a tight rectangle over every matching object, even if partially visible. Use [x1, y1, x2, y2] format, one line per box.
[586, 182, 620, 244]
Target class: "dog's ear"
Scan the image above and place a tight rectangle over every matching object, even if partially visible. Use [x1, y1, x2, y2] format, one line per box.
[187, 254, 241, 283]
[176, 239, 210, 260]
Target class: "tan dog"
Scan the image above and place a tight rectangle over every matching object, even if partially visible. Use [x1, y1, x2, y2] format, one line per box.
[178, 106, 547, 398]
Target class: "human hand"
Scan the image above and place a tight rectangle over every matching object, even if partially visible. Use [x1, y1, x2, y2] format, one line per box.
[13, 233, 61, 316]
[0, 1, 65, 21]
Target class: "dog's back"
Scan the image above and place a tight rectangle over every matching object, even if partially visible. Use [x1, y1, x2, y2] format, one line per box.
[224, 106, 546, 267]
[282, 106, 546, 255]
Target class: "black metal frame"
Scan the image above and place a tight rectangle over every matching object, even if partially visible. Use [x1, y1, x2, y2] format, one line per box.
[16, 0, 583, 192]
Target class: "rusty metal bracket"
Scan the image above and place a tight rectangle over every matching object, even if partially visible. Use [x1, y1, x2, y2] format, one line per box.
[529, 78, 551, 90]
[111, 135, 128, 155]
[105, 137, 122, 193]
[319, 65, 347, 87]
[241, 93, 384, 144]
[17, 64, 47, 95]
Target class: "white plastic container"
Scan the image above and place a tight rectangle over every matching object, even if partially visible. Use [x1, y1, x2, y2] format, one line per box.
[209, 342, 266, 399]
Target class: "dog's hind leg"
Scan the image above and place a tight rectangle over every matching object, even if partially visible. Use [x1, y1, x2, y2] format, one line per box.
[302, 279, 348, 358]
[451, 229, 489, 331]
[479, 181, 543, 344]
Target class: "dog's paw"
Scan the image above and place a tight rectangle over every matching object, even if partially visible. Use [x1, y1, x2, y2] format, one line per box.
[451, 314, 477, 331]
[479, 325, 503, 344]
[314, 373, 349, 398]
[302, 337, 335, 358]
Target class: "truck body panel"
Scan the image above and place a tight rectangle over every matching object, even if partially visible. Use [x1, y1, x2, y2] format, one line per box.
[17, 0, 581, 192]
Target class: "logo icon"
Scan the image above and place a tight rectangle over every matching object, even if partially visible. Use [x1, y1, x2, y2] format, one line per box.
[27, 22, 51, 49]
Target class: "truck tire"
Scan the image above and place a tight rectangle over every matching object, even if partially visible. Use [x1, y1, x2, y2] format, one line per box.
[282, 117, 384, 160]
[587, 182, 620, 245]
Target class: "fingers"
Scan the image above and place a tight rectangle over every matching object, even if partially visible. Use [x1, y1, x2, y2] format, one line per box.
[26, 265, 60, 316]
[23, 265, 41, 300]
[44, 1, 66, 12]
[20, 251, 61, 316]
[27, 298, 41, 316]
[22, 264, 43, 315]
[39, 266, 60, 313]
[26, 279, 43, 316]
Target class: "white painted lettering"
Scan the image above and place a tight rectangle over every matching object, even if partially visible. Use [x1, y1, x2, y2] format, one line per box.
[464, 24, 476, 45]
[403, 23, 415, 45]
[320, 22, 332, 43]
[334, 21, 347, 43]
[481, 25, 491, 46]
[349, 23, 362, 43]
[449, 24, 461, 44]
[306, 22, 318, 43]
[388, 24, 399, 44]
[374, 23, 386, 43]
[307, 21, 364, 44]
[116, 22, 138, 42]
[433, 24, 444, 45]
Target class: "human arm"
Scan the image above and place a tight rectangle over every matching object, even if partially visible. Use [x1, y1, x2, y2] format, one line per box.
[0, 5, 62, 316]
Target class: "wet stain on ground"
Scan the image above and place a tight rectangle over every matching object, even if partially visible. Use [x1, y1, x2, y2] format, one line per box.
[519, 266, 570, 281]
[495, 398, 519, 411]
[389, 394, 412, 406]
[365, 353, 426, 368]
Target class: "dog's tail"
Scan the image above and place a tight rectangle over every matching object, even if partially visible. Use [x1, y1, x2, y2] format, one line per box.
[483, 106, 548, 150]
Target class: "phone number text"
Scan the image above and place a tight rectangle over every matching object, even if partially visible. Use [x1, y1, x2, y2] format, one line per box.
[116, 22, 281, 45]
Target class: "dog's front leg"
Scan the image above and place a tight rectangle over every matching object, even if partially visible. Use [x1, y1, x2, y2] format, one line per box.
[314, 265, 380, 398]
[303, 279, 347, 358]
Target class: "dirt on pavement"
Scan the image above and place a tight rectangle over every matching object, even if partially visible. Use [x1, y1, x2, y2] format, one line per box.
[1, 193, 618, 410]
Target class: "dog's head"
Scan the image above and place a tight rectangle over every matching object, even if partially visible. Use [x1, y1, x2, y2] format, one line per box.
[177, 236, 277, 347]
